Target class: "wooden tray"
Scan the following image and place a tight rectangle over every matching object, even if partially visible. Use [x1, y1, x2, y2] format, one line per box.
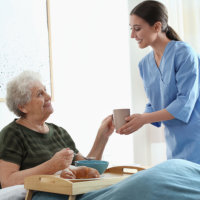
[24, 165, 145, 199]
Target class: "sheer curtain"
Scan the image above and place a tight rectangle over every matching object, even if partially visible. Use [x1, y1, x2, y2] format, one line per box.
[164, 0, 200, 53]
[128, 0, 200, 166]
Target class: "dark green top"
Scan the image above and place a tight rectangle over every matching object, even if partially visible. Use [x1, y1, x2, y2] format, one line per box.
[0, 120, 79, 170]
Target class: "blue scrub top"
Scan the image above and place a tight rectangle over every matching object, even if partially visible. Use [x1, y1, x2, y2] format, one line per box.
[139, 40, 200, 164]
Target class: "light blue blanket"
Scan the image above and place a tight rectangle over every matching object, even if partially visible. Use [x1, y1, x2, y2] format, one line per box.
[33, 159, 200, 200]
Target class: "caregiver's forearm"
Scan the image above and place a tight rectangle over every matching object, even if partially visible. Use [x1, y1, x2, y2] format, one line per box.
[143, 109, 174, 124]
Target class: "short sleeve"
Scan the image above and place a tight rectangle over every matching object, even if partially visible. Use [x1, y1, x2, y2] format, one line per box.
[0, 127, 24, 166]
[166, 47, 199, 123]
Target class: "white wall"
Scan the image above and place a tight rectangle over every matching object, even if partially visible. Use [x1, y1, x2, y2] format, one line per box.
[0, 104, 16, 129]
[48, 0, 134, 166]
[128, 0, 167, 167]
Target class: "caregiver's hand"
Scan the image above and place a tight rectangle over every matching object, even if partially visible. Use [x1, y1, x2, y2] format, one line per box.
[117, 114, 146, 135]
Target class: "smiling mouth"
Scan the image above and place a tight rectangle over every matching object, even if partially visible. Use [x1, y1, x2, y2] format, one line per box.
[137, 39, 142, 44]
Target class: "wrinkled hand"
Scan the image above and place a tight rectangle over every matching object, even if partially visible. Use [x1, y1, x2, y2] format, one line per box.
[117, 113, 145, 135]
[98, 115, 114, 138]
[61, 166, 100, 179]
[49, 148, 74, 172]
[60, 168, 76, 179]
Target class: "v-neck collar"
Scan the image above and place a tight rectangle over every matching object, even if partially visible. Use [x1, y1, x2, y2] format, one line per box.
[152, 40, 174, 76]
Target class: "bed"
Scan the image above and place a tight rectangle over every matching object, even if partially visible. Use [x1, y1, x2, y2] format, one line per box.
[1, 159, 200, 200]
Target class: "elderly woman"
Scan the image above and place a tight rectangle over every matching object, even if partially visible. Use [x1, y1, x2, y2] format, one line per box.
[0, 71, 114, 188]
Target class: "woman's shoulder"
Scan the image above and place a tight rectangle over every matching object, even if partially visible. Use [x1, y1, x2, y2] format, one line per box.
[172, 41, 198, 66]
[0, 120, 20, 135]
[0, 120, 24, 142]
[172, 40, 190, 47]
[170, 40, 196, 55]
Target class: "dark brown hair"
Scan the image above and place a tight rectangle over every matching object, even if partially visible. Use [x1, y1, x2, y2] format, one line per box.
[130, 0, 181, 41]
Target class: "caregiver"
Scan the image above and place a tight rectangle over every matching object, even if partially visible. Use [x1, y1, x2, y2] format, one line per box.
[118, 0, 200, 164]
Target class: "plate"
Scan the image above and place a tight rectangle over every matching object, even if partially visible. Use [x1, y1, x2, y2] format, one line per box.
[66, 175, 104, 182]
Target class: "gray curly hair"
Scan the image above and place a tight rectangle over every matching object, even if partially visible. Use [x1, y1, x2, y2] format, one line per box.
[6, 71, 42, 117]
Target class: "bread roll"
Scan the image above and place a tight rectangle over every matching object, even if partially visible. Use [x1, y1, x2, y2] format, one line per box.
[60, 166, 100, 179]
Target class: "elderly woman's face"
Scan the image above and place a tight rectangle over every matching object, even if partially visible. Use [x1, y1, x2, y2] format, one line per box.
[22, 81, 53, 119]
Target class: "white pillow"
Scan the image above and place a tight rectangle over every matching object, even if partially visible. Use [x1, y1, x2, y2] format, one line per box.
[0, 185, 26, 200]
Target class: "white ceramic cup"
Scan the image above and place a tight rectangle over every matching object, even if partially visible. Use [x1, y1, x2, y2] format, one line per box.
[113, 108, 130, 130]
